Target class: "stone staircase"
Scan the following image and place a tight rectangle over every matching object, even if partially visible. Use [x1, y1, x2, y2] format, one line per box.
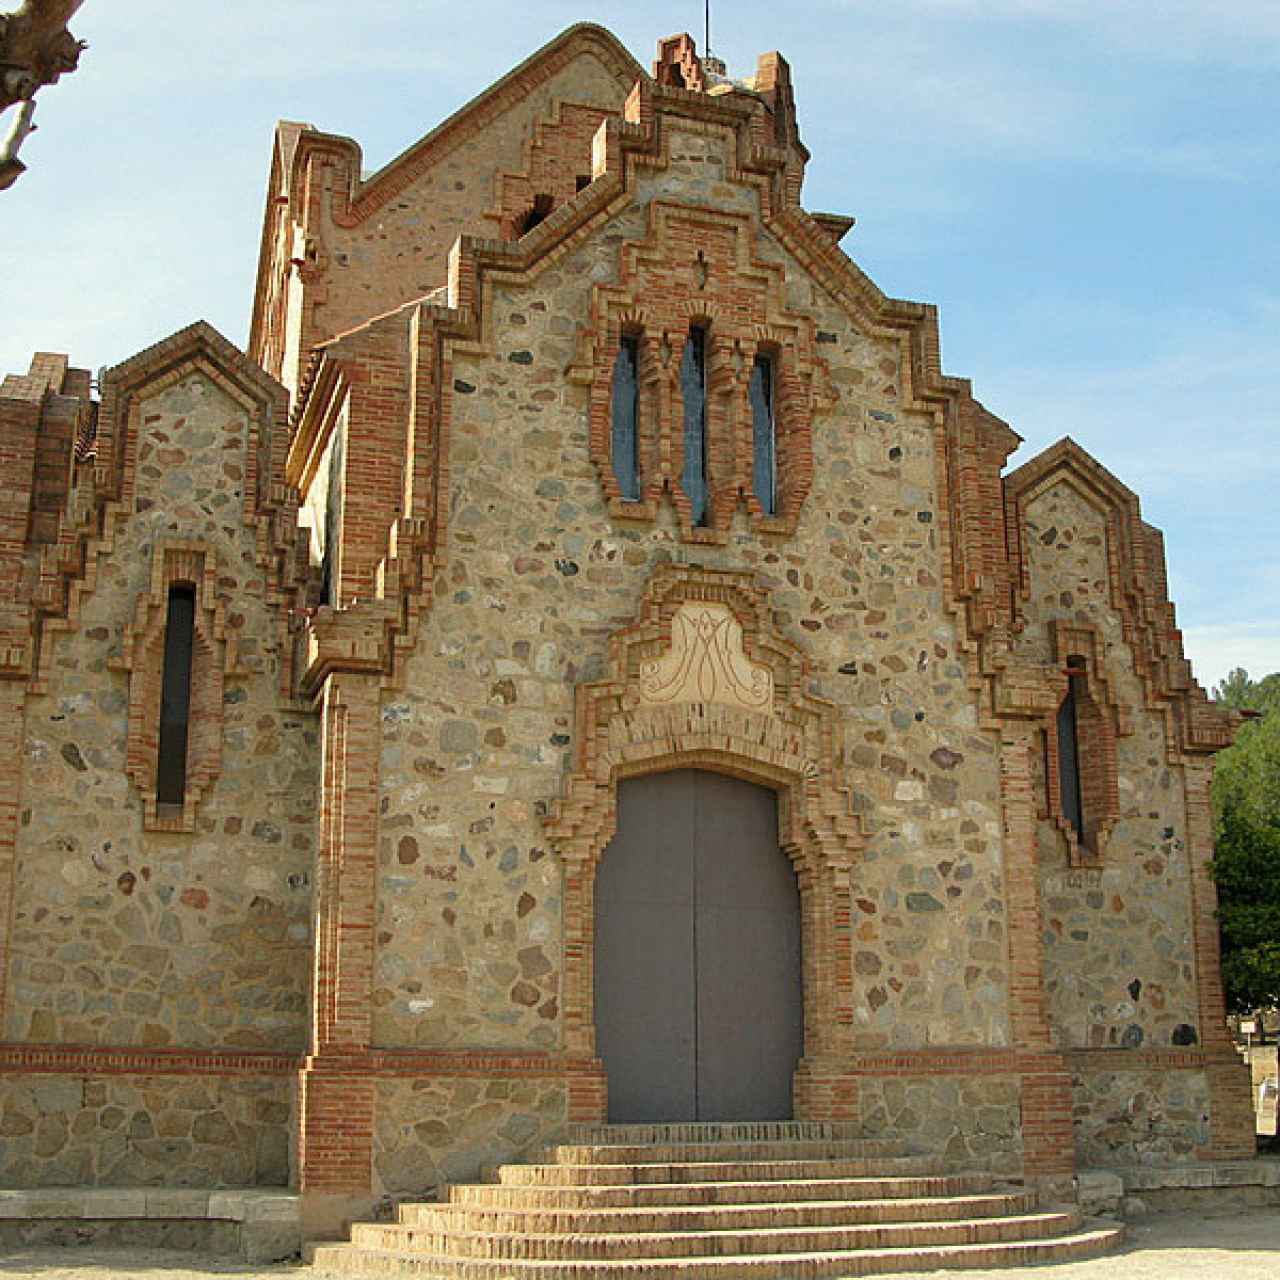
[310, 1122, 1123, 1277]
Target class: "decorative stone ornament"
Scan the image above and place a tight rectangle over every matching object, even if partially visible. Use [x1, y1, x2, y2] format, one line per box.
[637, 602, 773, 710]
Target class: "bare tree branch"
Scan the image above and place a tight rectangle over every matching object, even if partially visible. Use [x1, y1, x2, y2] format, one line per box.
[0, 0, 86, 187]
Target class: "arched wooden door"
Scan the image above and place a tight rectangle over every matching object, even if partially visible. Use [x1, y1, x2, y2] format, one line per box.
[593, 769, 803, 1122]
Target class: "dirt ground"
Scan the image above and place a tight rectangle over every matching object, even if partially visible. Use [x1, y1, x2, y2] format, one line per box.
[0, 1208, 1277, 1279]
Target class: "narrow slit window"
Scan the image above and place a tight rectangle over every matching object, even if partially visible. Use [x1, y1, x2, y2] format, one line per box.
[681, 326, 709, 525]
[750, 353, 776, 515]
[1057, 657, 1086, 844]
[318, 421, 344, 607]
[156, 584, 196, 807]
[611, 334, 640, 500]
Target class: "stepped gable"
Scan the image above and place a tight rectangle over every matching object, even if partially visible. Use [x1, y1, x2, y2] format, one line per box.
[248, 23, 645, 393]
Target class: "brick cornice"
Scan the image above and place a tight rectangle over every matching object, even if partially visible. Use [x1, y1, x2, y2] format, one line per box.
[801, 1050, 1068, 1076]
[303, 1049, 602, 1078]
[1062, 1046, 1243, 1072]
[0, 1042, 298, 1076]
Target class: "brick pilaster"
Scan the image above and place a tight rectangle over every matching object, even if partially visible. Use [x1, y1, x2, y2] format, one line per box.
[999, 724, 1054, 1050]
[999, 723, 1074, 1180]
[1184, 759, 1256, 1158]
[1019, 1069, 1075, 1182]
[1183, 761, 1231, 1050]
[0, 681, 26, 1034]
[298, 673, 382, 1198]
[1204, 1055, 1258, 1159]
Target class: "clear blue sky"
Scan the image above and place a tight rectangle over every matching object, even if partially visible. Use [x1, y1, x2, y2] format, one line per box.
[3, 1, 1276, 691]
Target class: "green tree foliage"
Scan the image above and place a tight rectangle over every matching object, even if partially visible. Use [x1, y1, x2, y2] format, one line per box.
[1210, 668, 1280, 1013]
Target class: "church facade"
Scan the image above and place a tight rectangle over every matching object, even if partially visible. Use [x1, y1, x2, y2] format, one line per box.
[0, 24, 1254, 1230]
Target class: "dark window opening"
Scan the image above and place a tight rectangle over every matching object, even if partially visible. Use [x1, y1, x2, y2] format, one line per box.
[1057, 655, 1087, 845]
[750, 353, 776, 515]
[575, 174, 592, 193]
[681, 326, 709, 526]
[318, 425, 344, 607]
[156, 584, 196, 807]
[611, 334, 641, 500]
[663, 63, 687, 88]
[520, 193, 555, 235]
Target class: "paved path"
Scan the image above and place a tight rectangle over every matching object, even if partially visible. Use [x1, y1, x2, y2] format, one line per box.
[0, 1208, 1277, 1279]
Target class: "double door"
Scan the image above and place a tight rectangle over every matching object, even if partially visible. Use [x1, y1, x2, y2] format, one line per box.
[593, 769, 803, 1122]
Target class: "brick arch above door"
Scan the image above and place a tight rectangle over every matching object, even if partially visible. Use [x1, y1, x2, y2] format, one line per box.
[543, 563, 866, 1090]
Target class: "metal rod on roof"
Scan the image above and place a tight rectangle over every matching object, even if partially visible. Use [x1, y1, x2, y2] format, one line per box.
[705, 0, 711, 56]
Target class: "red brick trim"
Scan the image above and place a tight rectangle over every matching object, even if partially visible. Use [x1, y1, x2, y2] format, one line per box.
[805, 1050, 1065, 1075]
[1063, 1047, 1244, 1071]
[363, 1050, 602, 1078]
[0, 1043, 297, 1075]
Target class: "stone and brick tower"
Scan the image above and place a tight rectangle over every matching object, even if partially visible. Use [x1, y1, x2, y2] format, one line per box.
[0, 22, 1255, 1261]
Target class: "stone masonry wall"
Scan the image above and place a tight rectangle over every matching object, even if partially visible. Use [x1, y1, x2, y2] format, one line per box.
[854, 1075, 1023, 1175]
[1020, 480, 1199, 1051]
[0, 1073, 291, 1188]
[5, 372, 317, 1051]
[373, 1078, 567, 1197]
[368, 124, 1012, 1058]
[1070, 1066, 1210, 1166]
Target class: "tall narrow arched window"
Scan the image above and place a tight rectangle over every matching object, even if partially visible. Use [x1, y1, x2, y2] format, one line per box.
[681, 326, 709, 525]
[611, 334, 640, 500]
[750, 352, 776, 516]
[156, 584, 196, 807]
[1054, 660, 1085, 849]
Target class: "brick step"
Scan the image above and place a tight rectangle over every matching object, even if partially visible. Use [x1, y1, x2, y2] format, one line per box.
[399, 1189, 1039, 1234]
[558, 1122, 869, 1146]
[538, 1139, 910, 1166]
[349, 1209, 1081, 1262]
[494, 1156, 948, 1187]
[310, 1221, 1124, 1278]
[447, 1173, 994, 1210]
